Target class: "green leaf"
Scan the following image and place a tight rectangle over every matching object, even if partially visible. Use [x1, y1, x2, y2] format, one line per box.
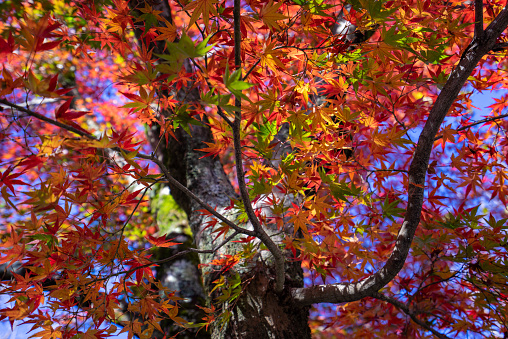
[319, 170, 363, 202]
[195, 34, 215, 57]
[222, 65, 253, 102]
[253, 117, 277, 149]
[164, 33, 215, 60]
[380, 197, 405, 222]
[228, 80, 253, 91]
[172, 105, 204, 135]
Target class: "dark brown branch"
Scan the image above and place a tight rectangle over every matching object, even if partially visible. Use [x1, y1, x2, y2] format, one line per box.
[434, 113, 508, 141]
[492, 42, 508, 51]
[231, 0, 285, 292]
[0, 98, 96, 140]
[242, 59, 261, 81]
[475, 0, 484, 39]
[290, 5, 508, 306]
[371, 292, 451, 339]
[233, 0, 241, 71]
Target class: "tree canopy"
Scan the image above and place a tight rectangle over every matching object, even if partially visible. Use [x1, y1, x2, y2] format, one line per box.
[1, 0, 508, 338]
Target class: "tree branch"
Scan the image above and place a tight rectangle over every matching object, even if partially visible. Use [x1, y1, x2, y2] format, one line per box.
[290, 5, 508, 305]
[0, 98, 96, 140]
[0, 98, 256, 238]
[231, 0, 285, 292]
[371, 292, 451, 339]
[434, 113, 508, 141]
[475, 0, 484, 39]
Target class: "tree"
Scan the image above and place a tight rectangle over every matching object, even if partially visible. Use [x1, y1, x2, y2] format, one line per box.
[1, 0, 508, 337]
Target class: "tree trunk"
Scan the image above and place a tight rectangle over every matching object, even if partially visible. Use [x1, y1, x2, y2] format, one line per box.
[147, 120, 311, 338]
[217, 269, 310, 339]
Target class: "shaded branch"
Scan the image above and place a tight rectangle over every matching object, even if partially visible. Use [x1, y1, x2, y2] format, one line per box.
[290, 5, 508, 306]
[0, 98, 96, 141]
[475, 0, 484, 39]
[371, 292, 451, 339]
[492, 41, 508, 51]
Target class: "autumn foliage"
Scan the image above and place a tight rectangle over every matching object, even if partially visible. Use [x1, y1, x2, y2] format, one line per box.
[1, 0, 508, 337]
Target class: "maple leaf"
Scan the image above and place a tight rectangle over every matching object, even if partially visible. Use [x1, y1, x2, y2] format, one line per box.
[438, 124, 458, 151]
[258, 40, 285, 73]
[54, 98, 90, 133]
[24, 71, 71, 98]
[288, 203, 311, 234]
[257, 88, 280, 114]
[258, 1, 288, 31]
[155, 22, 177, 42]
[18, 13, 62, 53]
[0, 32, 15, 56]
[0, 69, 24, 96]
[197, 141, 225, 158]
[145, 235, 181, 248]
[309, 194, 332, 219]
[0, 166, 28, 194]
[295, 80, 312, 104]
[135, 2, 165, 30]
[182, 0, 219, 31]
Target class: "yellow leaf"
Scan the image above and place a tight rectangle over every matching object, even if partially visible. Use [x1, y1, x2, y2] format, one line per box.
[50, 288, 75, 301]
[295, 81, 311, 103]
[37, 135, 65, 156]
[259, 40, 285, 72]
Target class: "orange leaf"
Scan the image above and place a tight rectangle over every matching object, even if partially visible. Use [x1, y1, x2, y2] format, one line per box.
[182, 0, 218, 31]
[145, 235, 182, 248]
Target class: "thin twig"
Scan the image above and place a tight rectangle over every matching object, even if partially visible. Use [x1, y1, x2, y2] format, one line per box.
[91, 231, 240, 284]
[434, 113, 508, 141]
[0, 98, 256, 237]
[242, 59, 261, 81]
[371, 292, 451, 339]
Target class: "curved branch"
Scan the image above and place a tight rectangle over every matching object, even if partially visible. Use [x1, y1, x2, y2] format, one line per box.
[290, 5, 508, 305]
[371, 292, 451, 339]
